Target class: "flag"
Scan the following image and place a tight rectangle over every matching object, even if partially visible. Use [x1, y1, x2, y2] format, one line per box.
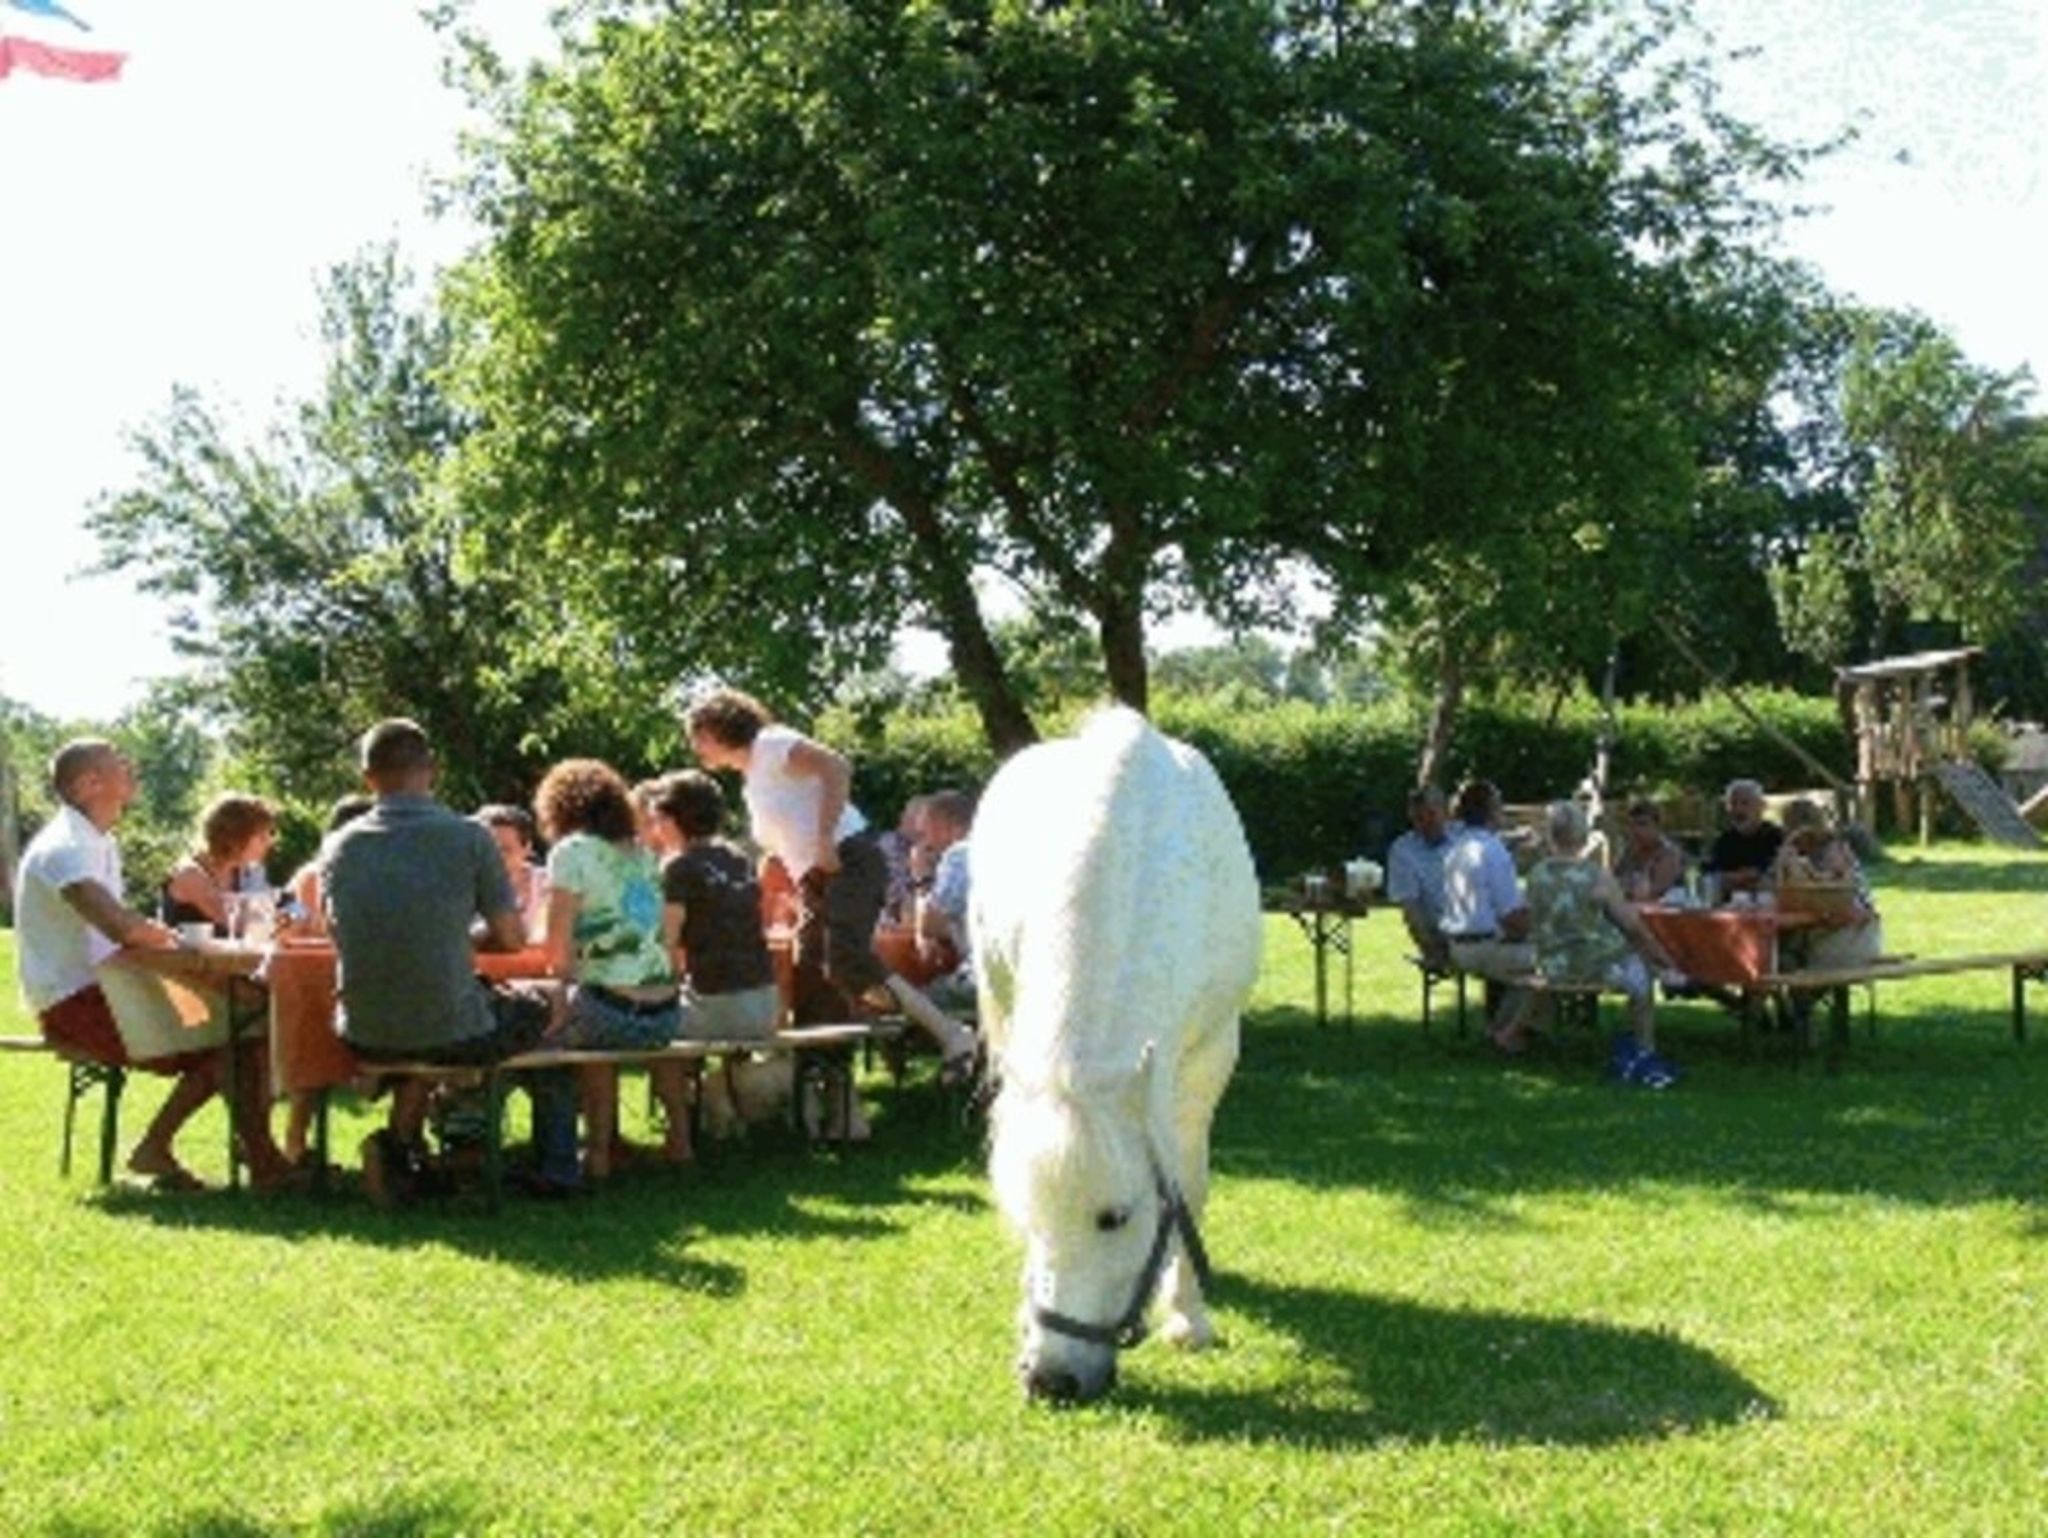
[0, 32, 123, 81]
[1, 0, 123, 83]
[6, 0, 93, 31]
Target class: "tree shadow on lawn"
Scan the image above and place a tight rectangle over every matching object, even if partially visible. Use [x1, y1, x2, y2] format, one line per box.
[90, 1082, 986, 1292]
[1227, 1004, 2048, 1223]
[1129, 1272, 1774, 1450]
[43, 1481, 485, 1538]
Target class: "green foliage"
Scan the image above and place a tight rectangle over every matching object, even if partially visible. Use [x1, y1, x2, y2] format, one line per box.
[1768, 304, 2048, 674]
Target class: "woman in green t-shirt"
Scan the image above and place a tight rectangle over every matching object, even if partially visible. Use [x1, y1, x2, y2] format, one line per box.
[535, 758, 688, 1176]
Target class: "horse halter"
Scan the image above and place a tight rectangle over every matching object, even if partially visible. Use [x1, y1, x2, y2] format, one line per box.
[1030, 1148, 1212, 1351]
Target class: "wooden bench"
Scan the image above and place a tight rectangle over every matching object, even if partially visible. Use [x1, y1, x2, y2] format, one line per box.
[1408, 961, 1609, 1037]
[334, 1024, 887, 1207]
[1, 1035, 127, 1186]
[1756, 950, 2048, 1056]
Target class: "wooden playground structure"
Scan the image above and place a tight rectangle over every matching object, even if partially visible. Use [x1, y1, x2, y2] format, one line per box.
[1839, 646, 2040, 847]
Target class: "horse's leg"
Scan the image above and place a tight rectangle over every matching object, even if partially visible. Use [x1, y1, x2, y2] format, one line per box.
[1157, 1009, 1238, 1350]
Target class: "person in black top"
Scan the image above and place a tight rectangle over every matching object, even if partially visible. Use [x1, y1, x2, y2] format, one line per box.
[642, 770, 782, 1042]
[1704, 779, 1783, 899]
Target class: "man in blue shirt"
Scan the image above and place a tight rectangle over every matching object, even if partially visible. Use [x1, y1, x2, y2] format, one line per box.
[1385, 785, 1460, 968]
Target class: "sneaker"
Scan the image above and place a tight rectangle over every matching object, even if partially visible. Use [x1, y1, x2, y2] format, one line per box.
[359, 1129, 415, 1210]
[1625, 1052, 1681, 1090]
[1608, 1032, 1645, 1081]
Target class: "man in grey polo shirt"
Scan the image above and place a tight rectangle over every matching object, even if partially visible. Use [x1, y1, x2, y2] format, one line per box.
[324, 718, 579, 1203]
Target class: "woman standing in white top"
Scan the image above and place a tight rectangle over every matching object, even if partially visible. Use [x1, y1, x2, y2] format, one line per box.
[684, 689, 975, 1076]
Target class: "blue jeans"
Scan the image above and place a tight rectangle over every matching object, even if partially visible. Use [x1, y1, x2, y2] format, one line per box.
[561, 985, 681, 1050]
[352, 983, 582, 1186]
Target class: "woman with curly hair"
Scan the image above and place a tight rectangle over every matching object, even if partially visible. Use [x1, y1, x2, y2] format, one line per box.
[684, 688, 975, 1080]
[534, 757, 689, 1176]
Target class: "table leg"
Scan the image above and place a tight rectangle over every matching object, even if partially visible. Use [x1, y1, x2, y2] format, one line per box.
[1312, 914, 1330, 1028]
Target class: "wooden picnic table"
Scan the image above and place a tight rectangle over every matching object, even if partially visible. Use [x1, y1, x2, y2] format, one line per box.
[1264, 886, 1371, 1026]
[264, 939, 554, 1095]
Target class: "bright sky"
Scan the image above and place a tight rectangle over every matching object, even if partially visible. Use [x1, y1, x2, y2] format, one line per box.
[1, 0, 2043, 723]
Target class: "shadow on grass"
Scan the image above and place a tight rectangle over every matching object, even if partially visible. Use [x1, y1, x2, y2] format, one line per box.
[1131, 1272, 1774, 1449]
[1138, 1269, 1777, 1449]
[88, 1081, 986, 1291]
[1225, 1004, 2048, 1221]
[43, 1483, 489, 1538]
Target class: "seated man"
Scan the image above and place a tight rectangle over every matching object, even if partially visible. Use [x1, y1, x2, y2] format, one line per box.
[323, 718, 580, 1204]
[12, 738, 293, 1190]
[1705, 778, 1783, 900]
[1386, 784, 1460, 969]
[1440, 779, 1539, 1054]
[911, 788, 978, 1012]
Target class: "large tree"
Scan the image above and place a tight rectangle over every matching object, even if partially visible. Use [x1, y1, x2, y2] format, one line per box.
[448, 0, 1801, 753]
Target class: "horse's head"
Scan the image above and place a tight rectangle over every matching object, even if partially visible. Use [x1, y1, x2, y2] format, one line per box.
[990, 1047, 1193, 1405]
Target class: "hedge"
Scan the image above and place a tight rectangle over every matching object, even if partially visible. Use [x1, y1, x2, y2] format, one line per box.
[820, 687, 2005, 880]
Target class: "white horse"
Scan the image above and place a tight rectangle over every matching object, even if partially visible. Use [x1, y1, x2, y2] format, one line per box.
[972, 707, 1261, 1403]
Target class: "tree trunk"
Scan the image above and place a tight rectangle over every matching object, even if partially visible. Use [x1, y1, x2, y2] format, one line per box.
[1098, 598, 1149, 715]
[1096, 506, 1151, 714]
[900, 506, 1039, 756]
[942, 612, 1040, 759]
[1416, 649, 1464, 790]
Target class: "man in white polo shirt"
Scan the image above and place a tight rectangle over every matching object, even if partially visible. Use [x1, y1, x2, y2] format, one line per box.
[13, 738, 278, 1190]
[1441, 778, 1539, 1054]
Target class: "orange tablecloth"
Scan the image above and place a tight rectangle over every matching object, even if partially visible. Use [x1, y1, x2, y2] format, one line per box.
[1635, 906, 1811, 987]
[267, 942, 552, 1096]
[871, 924, 958, 987]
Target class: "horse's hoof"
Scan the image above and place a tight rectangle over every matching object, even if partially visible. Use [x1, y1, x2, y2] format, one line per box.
[1160, 1312, 1215, 1351]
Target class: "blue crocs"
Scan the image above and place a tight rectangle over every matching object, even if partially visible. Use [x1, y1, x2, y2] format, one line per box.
[1625, 1050, 1681, 1090]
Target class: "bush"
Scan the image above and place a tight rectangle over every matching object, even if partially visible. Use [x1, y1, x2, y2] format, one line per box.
[820, 688, 1899, 880]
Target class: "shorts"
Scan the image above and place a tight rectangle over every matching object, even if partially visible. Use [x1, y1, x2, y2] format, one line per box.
[348, 982, 553, 1066]
[1448, 937, 1536, 984]
[39, 986, 213, 1076]
[675, 984, 780, 1043]
[560, 984, 681, 1050]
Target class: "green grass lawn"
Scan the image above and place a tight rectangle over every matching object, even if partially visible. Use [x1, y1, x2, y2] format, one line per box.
[2, 844, 2043, 1536]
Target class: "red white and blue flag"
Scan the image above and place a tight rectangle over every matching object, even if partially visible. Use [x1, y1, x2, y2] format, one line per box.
[0, 0, 125, 83]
